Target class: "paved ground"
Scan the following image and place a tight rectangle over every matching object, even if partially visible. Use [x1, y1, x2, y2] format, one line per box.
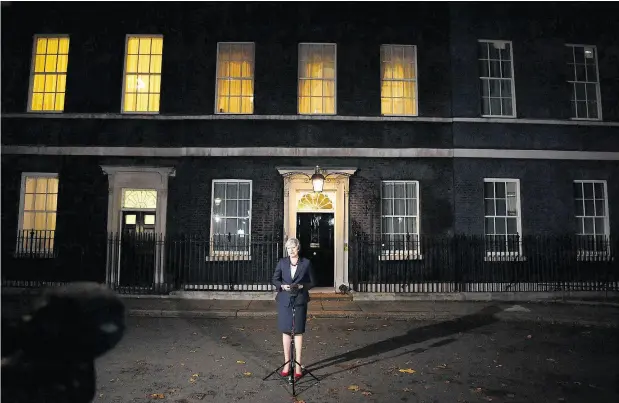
[93, 316, 619, 403]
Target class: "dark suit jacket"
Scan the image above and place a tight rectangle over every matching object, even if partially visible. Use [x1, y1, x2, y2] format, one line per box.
[272, 257, 316, 306]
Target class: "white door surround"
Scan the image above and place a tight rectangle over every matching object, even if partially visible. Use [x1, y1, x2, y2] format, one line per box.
[100, 165, 175, 285]
[277, 167, 357, 291]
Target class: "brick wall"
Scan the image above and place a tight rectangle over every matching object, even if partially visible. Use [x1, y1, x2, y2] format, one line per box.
[454, 159, 619, 236]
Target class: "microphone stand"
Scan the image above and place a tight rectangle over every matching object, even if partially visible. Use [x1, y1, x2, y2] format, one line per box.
[263, 284, 319, 397]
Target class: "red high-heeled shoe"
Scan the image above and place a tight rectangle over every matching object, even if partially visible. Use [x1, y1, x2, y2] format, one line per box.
[294, 371, 303, 380]
[280, 367, 291, 377]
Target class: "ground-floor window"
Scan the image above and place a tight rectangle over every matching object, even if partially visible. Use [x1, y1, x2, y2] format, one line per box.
[380, 180, 420, 256]
[211, 179, 252, 254]
[17, 173, 59, 256]
[574, 180, 609, 254]
[484, 178, 522, 255]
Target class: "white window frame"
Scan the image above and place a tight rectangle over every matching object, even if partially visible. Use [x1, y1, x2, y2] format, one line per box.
[380, 180, 422, 260]
[566, 44, 603, 121]
[297, 42, 337, 115]
[478, 39, 517, 118]
[209, 179, 252, 259]
[380, 44, 419, 117]
[27, 34, 70, 114]
[573, 180, 610, 259]
[16, 172, 59, 257]
[483, 178, 523, 258]
[214, 41, 255, 115]
[120, 34, 164, 115]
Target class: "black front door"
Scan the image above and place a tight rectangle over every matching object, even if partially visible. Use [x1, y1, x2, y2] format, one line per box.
[119, 211, 156, 287]
[296, 212, 334, 287]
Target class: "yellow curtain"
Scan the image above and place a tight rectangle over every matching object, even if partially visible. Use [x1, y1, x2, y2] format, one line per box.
[31, 37, 69, 111]
[381, 45, 417, 116]
[124, 37, 163, 112]
[21, 177, 58, 251]
[298, 44, 336, 114]
[217, 43, 254, 113]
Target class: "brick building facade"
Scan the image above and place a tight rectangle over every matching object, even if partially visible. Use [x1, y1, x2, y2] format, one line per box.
[2, 2, 618, 293]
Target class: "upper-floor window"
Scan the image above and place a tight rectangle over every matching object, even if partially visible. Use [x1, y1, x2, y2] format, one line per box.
[566, 44, 601, 120]
[298, 43, 336, 115]
[17, 173, 59, 257]
[380, 45, 418, 116]
[484, 178, 521, 255]
[215, 42, 255, 114]
[381, 181, 420, 257]
[574, 180, 609, 253]
[478, 40, 516, 117]
[122, 35, 163, 113]
[28, 35, 70, 112]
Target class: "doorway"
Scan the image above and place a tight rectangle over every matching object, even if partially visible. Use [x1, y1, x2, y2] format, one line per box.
[119, 211, 156, 286]
[296, 212, 335, 287]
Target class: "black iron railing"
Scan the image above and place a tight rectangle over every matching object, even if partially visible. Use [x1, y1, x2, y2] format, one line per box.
[3, 232, 618, 294]
[349, 234, 618, 292]
[105, 232, 281, 294]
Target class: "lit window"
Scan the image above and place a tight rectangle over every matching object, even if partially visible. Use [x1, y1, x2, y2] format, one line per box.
[484, 179, 521, 255]
[381, 181, 420, 257]
[29, 36, 70, 112]
[381, 45, 417, 116]
[211, 180, 252, 254]
[298, 43, 336, 114]
[216, 42, 254, 114]
[478, 40, 516, 117]
[566, 45, 601, 119]
[122, 35, 163, 113]
[17, 174, 59, 256]
[574, 181, 609, 254]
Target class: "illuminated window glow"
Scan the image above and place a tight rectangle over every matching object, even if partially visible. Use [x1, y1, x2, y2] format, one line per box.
[29, 36, 70, 112]
[216, 42, 254, 114]
[123, 36, 163, 113]
[298, 43, 336, 114]
[381, 45, 417, 116]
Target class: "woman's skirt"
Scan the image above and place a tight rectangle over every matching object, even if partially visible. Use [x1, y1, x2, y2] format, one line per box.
[277, 302, 308, 334]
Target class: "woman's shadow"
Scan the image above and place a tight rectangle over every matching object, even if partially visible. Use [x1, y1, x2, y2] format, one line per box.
[306, 305, 503, 379]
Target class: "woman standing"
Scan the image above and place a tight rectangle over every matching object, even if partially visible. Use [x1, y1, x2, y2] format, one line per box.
[272, 237, 316, 380]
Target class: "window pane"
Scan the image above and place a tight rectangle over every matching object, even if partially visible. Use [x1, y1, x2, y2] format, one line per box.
[495, 182, 506, 198]
[382, 182, 394, 198]
[506, 218, 518, 234]
[496, 199, 506, 216]
[495, 218, 506, 234]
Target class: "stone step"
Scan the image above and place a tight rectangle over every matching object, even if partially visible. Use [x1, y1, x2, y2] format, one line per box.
[310, 292, 353, 301]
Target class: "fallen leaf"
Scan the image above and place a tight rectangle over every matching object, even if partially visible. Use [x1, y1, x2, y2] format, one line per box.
[150, 393, 165, 399]
[347, 385, 360, 391]
[399, 368, 416, 374]
[347, 328, 354, 331]
[221, 336, 227, 339]
[237, 360, 246, 364]
[189, 373, 199, 383]
[189, 350, 196, 353]
[362, 391, 372, 396]
[403, 388, 411, 392]
[243, 372, 252, 376]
